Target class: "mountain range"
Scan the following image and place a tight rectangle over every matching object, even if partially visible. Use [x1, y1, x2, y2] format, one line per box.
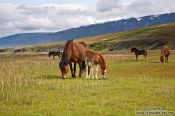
[0, 12, 175, 48]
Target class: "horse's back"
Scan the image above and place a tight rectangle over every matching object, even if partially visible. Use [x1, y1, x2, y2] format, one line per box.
[50, 51, 62, 55]
[85, 49, 106, 70]
[85, 49, 101, 63]
[73, 41, 87, 51]
[67, 41, 88, 61]
[85, 49, 96, 59]
[78, 42, 88, 48]
[141, 49, 147, 55]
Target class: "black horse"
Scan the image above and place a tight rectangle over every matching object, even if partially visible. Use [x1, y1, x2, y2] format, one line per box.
[131, 47, 147, 61]
[48, 50, 63, 59]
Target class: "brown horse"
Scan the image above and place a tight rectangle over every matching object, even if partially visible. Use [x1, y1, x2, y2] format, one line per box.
[59, 40, 87, 79]
[160, 46, 170, 63]
[85, 49, 107, 80]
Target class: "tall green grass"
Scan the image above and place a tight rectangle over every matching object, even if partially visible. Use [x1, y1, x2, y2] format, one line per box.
[0, 52, 174, 116]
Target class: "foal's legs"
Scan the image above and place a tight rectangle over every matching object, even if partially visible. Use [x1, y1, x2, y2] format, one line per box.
[86, 62, 91, 79]
[91, 65, 95, 79]
[88, 65, 91, 76]
[86, 64, 88, 79]
[95, 65, 98, 80]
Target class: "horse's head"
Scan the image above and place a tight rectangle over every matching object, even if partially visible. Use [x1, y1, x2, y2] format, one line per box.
[101, 68, 107, 79]
[58, 40, 73, 79]
[160, 56, 164, 63]
[99, 54, 107, 79]
[59, 61, 68, 79]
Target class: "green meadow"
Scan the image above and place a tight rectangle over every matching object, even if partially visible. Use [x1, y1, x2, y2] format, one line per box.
[0, 52, 175, 116]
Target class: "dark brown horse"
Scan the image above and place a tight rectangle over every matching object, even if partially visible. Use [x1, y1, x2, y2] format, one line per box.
[160, 46, 170, 63]
[131, 47, 147, 61]
[59, 40, 87, 79]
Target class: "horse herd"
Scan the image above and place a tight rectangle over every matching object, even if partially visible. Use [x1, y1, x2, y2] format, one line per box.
[130, 46, 170, 63]
[48, 40, 171, 79]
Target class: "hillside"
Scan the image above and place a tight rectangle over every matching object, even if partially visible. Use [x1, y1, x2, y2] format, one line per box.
[90, 22, 175, 51]
[0, 12, 175, 48]
[2, 22, 174, 53]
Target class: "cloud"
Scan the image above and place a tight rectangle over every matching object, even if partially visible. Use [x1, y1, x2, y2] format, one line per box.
[1, 1, 175, 37]
[95, 0, 175, 21]
[0, 3, 94, 37]
[96, 0, 121, 12]
[14, 17, 54, 30]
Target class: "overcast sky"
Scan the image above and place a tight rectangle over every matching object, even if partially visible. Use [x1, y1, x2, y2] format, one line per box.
[0, 0, 175, 37]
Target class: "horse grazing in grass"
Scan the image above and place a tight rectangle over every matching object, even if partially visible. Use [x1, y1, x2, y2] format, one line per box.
[131, 47, 147, 61]
[48, 50, 63, 59]
[59, 40, 87, 79]
[160, 46, 170, 63]
[85, 49, 107, 80]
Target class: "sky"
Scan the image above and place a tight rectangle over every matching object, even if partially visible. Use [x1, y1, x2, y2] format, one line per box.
[0, 0, 175, 37]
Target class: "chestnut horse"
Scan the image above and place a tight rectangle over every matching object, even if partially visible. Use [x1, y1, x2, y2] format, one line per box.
[160, 46, 170, 63]
[131, 47, 147, 61]
[59, 40, 87, 79]
[85, 49, 107, 80]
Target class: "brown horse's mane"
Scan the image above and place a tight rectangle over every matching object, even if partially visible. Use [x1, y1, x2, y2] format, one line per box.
[61, 40, 74, 64]
[63, 40, 73, 53]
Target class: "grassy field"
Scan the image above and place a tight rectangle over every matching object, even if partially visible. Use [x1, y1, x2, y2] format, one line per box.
[0, 52, 175, 116]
